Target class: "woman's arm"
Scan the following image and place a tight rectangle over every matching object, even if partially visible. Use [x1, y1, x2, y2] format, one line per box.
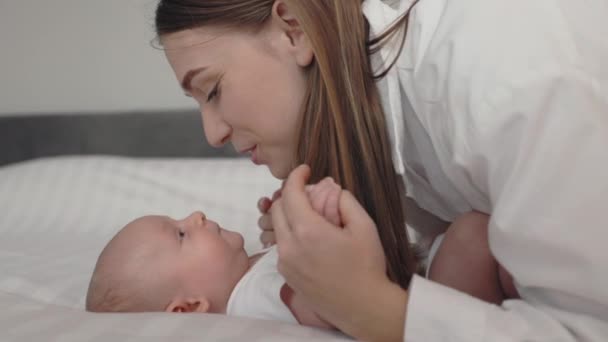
[271, 166, 408, 341]
[405, 64, 608, 341]
[280, 283, 333, 329]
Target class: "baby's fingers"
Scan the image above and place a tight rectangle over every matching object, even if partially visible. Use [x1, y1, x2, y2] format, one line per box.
[258, 213, 273, 232]
[310, 184, 330, 214]
[260, 231, 276, 248]
[258, 197, 272, 214]
[324, 187, 342, 226]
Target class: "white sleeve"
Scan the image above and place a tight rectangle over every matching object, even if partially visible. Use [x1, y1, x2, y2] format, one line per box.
[404, 67, 608, 341]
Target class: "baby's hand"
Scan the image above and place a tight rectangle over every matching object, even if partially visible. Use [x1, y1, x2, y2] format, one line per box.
[305, 177, 342, 226]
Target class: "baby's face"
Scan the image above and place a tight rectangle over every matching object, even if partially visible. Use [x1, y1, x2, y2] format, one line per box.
[122, 211, 249, 304]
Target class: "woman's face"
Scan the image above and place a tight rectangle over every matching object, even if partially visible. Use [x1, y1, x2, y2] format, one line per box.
[162, 24, 310, 179]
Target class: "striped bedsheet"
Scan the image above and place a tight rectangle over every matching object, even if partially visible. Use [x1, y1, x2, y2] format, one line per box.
[0, 156, 349, 341]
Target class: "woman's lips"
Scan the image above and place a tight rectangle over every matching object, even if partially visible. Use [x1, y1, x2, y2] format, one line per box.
[238, 145, 260, 165]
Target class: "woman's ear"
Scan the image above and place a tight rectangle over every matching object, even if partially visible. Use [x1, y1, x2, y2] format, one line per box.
[165, 296, 211, 313]
[271, 0, 314, 67]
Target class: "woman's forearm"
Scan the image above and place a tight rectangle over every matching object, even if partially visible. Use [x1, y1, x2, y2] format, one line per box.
[337, 278, 408, 342]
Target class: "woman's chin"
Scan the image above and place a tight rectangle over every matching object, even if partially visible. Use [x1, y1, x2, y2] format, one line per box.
[266, 163, 289, 180]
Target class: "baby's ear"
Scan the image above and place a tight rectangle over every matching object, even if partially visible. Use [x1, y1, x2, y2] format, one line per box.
[165, 296, 210, 313]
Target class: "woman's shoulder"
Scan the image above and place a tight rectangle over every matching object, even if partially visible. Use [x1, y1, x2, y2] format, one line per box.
[409, 0, 602, 81]
[402, 0, 604, 114]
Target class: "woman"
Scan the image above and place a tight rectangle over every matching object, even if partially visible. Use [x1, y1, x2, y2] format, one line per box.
[155, 0, 608, 340]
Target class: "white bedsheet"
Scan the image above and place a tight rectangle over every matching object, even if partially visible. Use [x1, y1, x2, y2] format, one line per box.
[0, 156, 350, 341]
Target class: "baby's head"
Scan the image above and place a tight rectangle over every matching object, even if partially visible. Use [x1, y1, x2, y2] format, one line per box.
[86, 211, 249, 313]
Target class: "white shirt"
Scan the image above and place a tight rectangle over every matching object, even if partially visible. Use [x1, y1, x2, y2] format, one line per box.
[226, 247, 297, 324]
[363, 0, 608, 341]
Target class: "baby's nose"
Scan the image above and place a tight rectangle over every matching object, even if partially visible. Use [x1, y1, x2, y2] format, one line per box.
[183, 211, 206, 227]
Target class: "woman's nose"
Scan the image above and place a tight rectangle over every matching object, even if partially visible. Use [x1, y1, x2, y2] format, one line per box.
[200, 108, 231, 148]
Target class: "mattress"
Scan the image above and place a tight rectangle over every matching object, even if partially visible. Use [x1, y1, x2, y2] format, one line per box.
[0, 156, 350, 341]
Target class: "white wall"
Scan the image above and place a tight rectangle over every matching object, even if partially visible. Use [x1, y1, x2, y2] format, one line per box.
[0, 0, 196, 115]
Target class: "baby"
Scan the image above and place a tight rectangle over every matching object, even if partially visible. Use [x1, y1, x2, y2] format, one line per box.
[86, 178, 342, 329]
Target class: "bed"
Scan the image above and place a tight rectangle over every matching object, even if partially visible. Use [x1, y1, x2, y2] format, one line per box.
[0, 111, 350, 341]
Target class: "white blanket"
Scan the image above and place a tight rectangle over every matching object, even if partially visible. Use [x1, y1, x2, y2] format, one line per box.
[0, 156, 349, 341]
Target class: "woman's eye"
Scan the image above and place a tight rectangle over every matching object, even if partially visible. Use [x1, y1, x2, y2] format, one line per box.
[206, 83, 219, 102]
[206, 74, 223, 103]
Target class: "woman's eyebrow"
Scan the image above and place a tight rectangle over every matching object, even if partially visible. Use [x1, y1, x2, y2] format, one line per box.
[181, 66, 209, 92]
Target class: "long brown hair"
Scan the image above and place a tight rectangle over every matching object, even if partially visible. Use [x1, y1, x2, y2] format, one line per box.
[156, 0, 418, 288]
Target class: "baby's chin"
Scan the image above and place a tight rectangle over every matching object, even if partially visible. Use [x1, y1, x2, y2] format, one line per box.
[234, 232, 245, 251]
[223, 228, 245, 251]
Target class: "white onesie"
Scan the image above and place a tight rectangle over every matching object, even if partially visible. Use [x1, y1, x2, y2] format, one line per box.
[226, 246, 298, 324]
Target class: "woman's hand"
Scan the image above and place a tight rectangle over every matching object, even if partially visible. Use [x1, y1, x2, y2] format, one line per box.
[272, 165, 408, 341]
[257, 187, 282, 247]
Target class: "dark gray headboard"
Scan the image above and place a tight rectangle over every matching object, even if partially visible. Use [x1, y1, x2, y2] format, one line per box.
[0, 110, 238, 166]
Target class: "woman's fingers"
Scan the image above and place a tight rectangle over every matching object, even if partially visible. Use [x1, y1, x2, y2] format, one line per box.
[338, 190, 386, 268]
[339, 190, 374, 229]
[281, 165, 321, 229]
[270, 198, 294, 248]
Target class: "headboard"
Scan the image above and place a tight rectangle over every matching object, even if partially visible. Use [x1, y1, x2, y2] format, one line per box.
[0, 110, 238, 166]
